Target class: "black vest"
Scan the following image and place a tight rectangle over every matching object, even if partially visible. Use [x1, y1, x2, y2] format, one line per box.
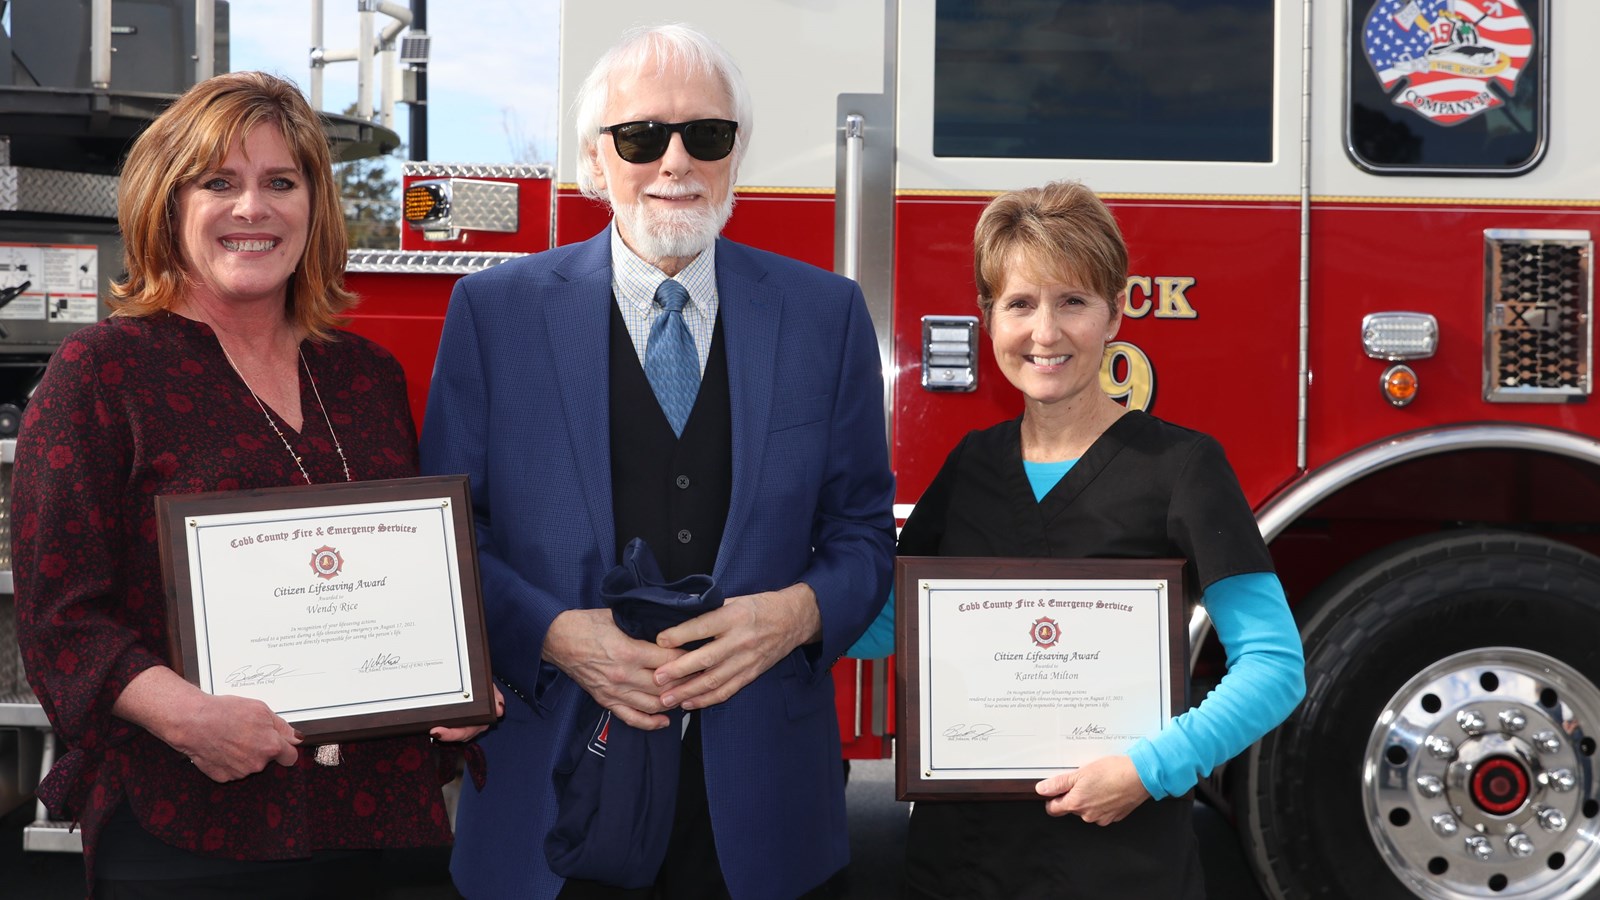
[608, 299, 733, 581]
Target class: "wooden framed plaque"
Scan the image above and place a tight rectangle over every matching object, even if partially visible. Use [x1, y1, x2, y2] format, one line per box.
[895, 557, 1186, 802]
[156, 474, 494, 743]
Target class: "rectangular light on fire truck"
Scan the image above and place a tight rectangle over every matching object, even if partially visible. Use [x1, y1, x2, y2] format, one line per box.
[404, 181, 447, 223]
[922, 315, 978, 392]
[1362, 312, 1438, 361]
[403, 178, 520, 242]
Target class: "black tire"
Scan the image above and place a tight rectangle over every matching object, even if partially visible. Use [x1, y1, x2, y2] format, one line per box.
[1237, 529, 1600, 900]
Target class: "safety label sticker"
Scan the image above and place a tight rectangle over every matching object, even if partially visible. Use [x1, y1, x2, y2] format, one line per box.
[0, 242, 100, 323]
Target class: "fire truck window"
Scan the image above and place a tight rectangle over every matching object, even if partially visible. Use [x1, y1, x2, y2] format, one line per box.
[932, 0, 1274, 163]
[1347, 0, 1545, 174]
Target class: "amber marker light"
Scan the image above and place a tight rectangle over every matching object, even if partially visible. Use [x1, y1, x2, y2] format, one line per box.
[1382, 364, 1418, 407]
[403, 181, 449, 224]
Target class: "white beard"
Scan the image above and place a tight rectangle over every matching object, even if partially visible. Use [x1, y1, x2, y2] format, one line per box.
[612, 185, 734, 263]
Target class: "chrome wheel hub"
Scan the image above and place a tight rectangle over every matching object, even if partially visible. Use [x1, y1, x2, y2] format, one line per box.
[1363, 648, 1600, 899]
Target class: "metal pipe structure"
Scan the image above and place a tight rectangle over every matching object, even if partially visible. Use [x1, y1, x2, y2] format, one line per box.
[377, 1, 412, 36]
[308, 0, 421, 136]
[411, 0, 427, 160]
[195, 0, 215, 84]
[380, 46, 396, 127]
[376, 2, 412, 129]
[310, 0, 325, 110]
[358, 1, 376, 120]
[90, 0, 112, 89]
[840, 114, 864, 283]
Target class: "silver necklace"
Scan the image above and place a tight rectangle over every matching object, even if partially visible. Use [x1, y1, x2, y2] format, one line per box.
[219, 341, 352, 765]
[220, 344, 352, 485]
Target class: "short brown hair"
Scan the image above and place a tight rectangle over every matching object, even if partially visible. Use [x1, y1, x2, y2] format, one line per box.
[972, 181, 1127, 325]
[109, 71, 354, 339]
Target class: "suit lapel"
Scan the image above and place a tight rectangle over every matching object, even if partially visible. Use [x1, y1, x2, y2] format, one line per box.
[546, 231, 619, 570]
[713, 239, 780, 580]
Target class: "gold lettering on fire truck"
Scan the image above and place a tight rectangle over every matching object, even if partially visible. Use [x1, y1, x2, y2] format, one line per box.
[1099, 341, 1154, 412]
[1121, 275, 1198, 320]
[1125, 276, 1153, 318]
[1154, 277, 1197, 319]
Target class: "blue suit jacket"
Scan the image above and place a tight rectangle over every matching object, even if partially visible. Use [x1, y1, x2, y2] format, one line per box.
[419, 229, 896, 900]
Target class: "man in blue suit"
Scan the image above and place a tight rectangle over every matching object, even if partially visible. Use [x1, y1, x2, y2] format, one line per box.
[420, 23, 896, 900]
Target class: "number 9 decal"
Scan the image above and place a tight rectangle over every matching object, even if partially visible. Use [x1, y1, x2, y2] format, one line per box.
[1100, 341, 1155, 411]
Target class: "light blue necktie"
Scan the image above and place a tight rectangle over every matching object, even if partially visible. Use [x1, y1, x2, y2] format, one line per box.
[643, 279, 700, 437]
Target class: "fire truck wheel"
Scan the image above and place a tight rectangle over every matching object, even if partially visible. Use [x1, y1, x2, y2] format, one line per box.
[1236, 529, 1600, 900]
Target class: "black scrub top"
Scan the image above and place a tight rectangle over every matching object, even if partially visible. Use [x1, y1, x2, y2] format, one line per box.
[900, 410, 1273, 900]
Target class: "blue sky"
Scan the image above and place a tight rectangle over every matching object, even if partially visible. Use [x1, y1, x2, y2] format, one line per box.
[229, 1, 559, 166]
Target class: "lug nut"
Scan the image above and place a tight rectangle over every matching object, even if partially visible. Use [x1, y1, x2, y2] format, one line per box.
[1456, 709, 1487, 734]
[1465, 835, 1494, 860]
[1426, 735, 1457, 759]
[1508, 833, 1535, 858]
[1499, 709, 1528, 733]
[1547, 769, 1577, 793]
[1538, 807, 1568, 833]
[1533, 731, 1562, 754]
[1416, 774, 1445, 798]
[1432, 813, 1460, 837]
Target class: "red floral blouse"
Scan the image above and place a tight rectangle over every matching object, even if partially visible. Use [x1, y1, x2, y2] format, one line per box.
[13, 311, 456, 880]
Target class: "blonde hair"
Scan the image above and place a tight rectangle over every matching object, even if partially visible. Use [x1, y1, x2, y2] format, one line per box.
[972, 181, 1127, 325]
[110, 71, 353, 339]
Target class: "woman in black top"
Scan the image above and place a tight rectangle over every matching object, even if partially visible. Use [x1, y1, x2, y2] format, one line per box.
[892, 181, 1305, 899]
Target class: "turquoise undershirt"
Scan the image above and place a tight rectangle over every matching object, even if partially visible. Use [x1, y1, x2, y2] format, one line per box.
[847, 458, 1306, 800]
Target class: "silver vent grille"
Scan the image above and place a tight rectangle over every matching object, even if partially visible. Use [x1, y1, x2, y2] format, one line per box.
[921, 315, 978, 392]
[1484, 229, 1593, 403]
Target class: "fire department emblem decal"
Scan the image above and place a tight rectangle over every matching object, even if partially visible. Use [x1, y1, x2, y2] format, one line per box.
[1030, 616, 1061, 650]
[309, 545, 344, 580]
[1362, 0, 1534, 126]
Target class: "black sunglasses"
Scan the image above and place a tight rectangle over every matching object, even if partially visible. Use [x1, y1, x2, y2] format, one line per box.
[600, 119, 739, 164]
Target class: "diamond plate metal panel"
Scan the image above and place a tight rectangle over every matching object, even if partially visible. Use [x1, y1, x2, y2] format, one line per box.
[345, 249, 525, 274]
[0, 597, 26, 704]
[403, 162, 553, 180]
[443, 180, 520, 234]
[0, 166, 118, 218]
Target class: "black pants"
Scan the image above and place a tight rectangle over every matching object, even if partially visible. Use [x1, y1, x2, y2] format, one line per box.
[95, 853, 374, 899]
[93, 802, 379, 899]
[557, 716, 844, 900]
[902, 795, 1205, 900]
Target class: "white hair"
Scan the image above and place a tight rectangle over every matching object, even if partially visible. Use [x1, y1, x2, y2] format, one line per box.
[572, 23, 753, 200]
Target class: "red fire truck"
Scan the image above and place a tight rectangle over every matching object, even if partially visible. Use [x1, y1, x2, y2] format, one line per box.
[4, 1, 1599, 898]
[343, 1, 1600, 897]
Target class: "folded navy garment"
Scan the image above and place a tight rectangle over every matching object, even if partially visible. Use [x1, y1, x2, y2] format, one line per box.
[545, 538, 724, 889]
[603, 538, 724, 645]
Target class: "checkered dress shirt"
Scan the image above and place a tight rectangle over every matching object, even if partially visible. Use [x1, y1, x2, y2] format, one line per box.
[610, 225, 720, 376]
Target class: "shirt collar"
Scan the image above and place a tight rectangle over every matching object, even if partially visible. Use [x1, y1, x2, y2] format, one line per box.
[609, 223, 718, 315]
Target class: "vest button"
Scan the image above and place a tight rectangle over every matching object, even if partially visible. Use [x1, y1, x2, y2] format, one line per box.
[676, 529, 692, 544]
[675, 474, 691, 489]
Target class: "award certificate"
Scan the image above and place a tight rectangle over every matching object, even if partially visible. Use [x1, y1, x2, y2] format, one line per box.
[896, 557, 1185, 801]
[157, 475, 494, 742]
